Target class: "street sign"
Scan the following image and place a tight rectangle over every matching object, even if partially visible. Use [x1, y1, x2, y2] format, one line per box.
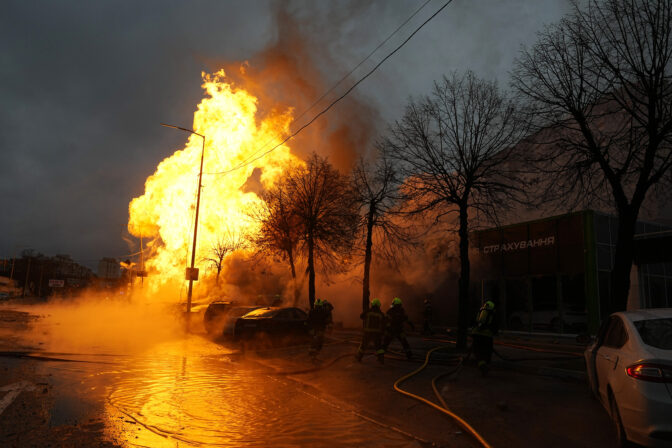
[48, 279, 64, 288]
[185, 267, 199, 281]
[136, 270, 148, 278]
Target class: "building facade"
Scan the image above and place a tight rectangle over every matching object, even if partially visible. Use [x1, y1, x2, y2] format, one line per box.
[471, 210, 671, 334]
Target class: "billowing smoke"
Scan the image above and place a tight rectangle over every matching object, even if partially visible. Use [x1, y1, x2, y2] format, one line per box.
[200, 2, 466, 325]
[213, 1, 383, 171]
[9, 291, 185, 355]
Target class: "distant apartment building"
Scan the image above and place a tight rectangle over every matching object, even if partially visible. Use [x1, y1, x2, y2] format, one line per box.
[98, 257, 121, 279]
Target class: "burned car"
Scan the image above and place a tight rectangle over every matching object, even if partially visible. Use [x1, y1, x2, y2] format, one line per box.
[203, 300, 261, 338]
[233, 307, 309, 346]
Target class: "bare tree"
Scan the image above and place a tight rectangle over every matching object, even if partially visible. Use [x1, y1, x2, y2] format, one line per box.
[512, 0, 672, 312]
[385, 71, 526, 349]
[352, 152, 413, 313]
[204, 227, 248, 285]
[287, 153, 359, 309]
[249, 176, 302, 301]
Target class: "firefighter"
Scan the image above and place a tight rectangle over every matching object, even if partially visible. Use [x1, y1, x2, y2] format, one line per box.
[471, 300, 498, 375]
[383, 297, 415, 360]
[307, 299, 333, 360]
[355, 298, 386, 364]
[422, 298, 434, 336]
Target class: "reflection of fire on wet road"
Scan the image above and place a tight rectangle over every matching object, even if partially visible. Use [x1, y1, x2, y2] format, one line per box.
[1, 304, 416, 447]
[41, 337, 410, 448]
[7, 302, 411, 446]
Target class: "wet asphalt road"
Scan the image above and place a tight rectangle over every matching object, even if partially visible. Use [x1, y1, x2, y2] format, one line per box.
[18, 336, 417, 447]
[0, 305, 617, 448]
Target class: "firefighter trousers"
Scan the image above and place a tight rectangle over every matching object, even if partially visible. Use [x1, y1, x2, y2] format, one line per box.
[309, 328, 325, 356]
[471, 334, 493, 366]
[356, 332, 384, 362]
[383, 331, 412, 357]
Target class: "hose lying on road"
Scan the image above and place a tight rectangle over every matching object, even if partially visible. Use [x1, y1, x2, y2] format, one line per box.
[393, 346, 492, 448]
[252, 339, 491, 446]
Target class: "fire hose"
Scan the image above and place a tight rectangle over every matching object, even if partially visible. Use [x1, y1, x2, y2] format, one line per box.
[252, 334, 583, 448]
[265, 341, 491, 447]
[393, 346, 492, 448]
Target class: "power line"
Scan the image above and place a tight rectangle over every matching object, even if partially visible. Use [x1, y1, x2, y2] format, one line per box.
[214, 0, 432, 175]
[292, 0, 432, 126]
[206, 0, 452, 177]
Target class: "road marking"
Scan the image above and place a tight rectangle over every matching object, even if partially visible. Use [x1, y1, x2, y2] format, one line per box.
[0, 381, 36, 416]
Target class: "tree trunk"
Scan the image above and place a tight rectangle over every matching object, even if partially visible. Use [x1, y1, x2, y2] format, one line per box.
[362, 206, 375, 313]
[457, 202, 471, 350]
[307, 232, 316, 309]
[288, 248, 299, 304]
[610, 207, 638, 312]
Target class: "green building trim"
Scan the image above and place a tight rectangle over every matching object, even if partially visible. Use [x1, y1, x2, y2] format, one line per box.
[582, 210, 600, 333]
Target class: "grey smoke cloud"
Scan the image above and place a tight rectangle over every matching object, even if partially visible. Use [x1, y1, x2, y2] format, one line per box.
[0, 0, 569, 267]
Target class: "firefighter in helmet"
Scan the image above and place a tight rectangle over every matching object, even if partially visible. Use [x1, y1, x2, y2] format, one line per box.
[307, 298, 333, 360]
[471, 299, 498, 375]
[383, 297, 415, 360]
[356, 298, 386, 364]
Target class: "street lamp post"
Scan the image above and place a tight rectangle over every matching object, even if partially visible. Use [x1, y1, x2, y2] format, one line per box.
[161, 123, 206, 318]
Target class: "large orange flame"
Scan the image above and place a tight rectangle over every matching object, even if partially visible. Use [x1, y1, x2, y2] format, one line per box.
[128, 70, 300, 296]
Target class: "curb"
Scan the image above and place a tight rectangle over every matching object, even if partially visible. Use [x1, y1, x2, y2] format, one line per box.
[497, 360, 586, 382]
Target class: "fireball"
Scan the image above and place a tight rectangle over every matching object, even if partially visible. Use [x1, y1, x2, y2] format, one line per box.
[128, 69, 300, 295]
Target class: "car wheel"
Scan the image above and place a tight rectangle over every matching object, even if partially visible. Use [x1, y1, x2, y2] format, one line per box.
[609, 392, 631, 448]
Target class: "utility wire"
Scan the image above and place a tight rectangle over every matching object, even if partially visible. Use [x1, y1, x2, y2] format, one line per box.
[292, 0, 431, 126]
[211, 0, 432, 175]
[206, 0, 452, 177]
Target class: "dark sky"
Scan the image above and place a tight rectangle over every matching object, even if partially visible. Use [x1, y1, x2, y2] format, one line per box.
[0, 0, 569, 269]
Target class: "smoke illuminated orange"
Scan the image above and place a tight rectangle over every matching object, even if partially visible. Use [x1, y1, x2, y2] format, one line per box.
[128, 70, 301, 295]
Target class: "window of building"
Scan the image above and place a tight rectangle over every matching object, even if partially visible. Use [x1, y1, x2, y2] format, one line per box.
[562, 274, 588, 333]
[505, 278, 528, 331]
[598, 271, 612, 318]
[639, 263, 672, 308]
[597, 244, 613, 271]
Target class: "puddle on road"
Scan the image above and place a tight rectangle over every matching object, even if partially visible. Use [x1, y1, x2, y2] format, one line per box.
[42, 336, 414, 447]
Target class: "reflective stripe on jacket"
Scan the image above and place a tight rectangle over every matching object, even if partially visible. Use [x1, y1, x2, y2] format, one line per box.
[362, 309, 385, 333]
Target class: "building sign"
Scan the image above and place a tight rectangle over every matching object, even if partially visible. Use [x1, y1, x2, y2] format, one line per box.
[481, 236, 555, 254]
[48, 279, 65, 288]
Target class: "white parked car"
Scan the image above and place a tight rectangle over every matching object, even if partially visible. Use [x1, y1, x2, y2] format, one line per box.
[584, 308, 672, 447]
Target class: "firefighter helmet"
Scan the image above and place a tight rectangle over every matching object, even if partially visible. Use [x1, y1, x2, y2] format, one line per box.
[371, 298, 381, 308]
